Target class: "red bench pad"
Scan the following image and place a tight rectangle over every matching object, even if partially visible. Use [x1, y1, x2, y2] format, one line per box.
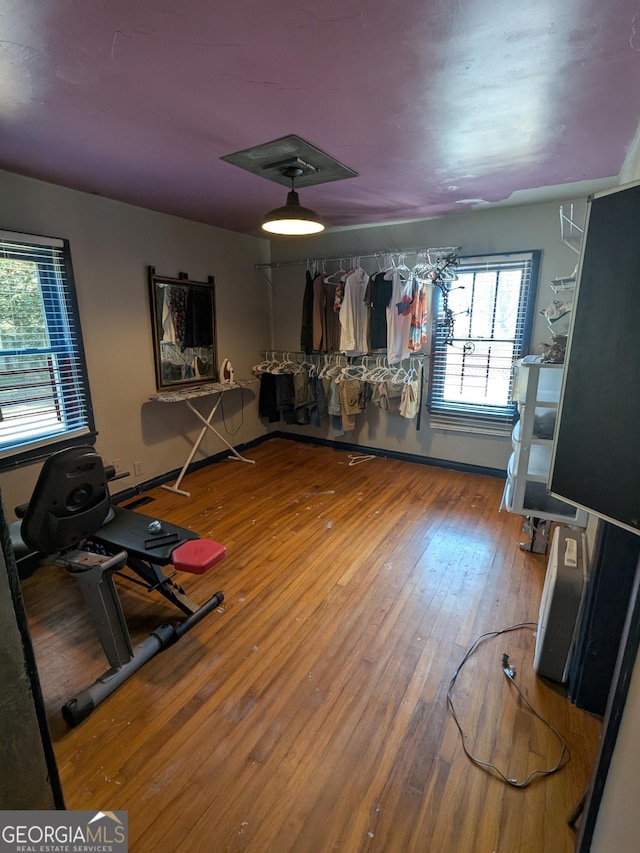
[172, 539, 226, 575]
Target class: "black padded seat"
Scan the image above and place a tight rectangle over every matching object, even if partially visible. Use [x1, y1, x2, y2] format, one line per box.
[92, 505, 199, 564]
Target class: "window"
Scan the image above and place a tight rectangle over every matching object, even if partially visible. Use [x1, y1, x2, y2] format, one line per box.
[428, 251, 540, 434]
[0, 230, 95, 468]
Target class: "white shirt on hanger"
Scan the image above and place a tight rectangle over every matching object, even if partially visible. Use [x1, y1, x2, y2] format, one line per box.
[386, 270, 413, 364]
[339, 267, 370, 356]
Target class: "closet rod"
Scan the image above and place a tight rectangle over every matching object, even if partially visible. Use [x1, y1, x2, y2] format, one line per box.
[254, 246, 459, 271]
[259, 350, 428, 359]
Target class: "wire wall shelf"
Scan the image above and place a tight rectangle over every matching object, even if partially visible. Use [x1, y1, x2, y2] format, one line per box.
[559, 204, 585, 255]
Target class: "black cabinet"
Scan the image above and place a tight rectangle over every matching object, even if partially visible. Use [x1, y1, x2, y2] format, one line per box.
[568, 521, 640, 716]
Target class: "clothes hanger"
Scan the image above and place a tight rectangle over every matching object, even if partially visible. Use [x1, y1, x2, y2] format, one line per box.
[327, 355, 348, 379]
[347, 454, 376, 466]
[339, 361, 366, 381]
[365, 358, 387, 383]
[383, 253, 396, 280]
[297, 355, 317, 375]
[325, 259, 347, 284]
[252, 351, 275, 374]
[264, 351, 280, 373]
[403, 365, 418, 384]
[396, 253, 411, 274]
[359, 356, 375, 380]
[277, 352, 300, 373]
[391, 253, 411, 284]
[319, 355, 334, 379]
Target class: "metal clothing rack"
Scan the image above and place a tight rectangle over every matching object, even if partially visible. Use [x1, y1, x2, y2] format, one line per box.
[254, 246, 460, 271]
[253, 350, 428, 429]
[253, 350, 428, 370]
[256, 247, 461, 350]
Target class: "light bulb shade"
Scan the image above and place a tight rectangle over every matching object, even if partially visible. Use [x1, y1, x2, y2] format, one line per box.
[261, 189, 325, 235]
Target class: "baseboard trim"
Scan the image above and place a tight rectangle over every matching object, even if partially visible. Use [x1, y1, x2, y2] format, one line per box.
[112, 433, 273, 503]
[113, 431, 504, 503]
[268, 431, 506, 479]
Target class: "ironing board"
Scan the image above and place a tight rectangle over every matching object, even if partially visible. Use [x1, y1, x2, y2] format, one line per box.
[151, 379, 256, 497]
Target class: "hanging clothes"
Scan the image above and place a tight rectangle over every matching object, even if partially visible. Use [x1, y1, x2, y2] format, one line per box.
[327, 378, 345, 436]
[336, 377, 363, 431]
[312, 273, 327, 351]
[339, 267, 370, 356]
[323, 278, 342, 352]
[386, 270, 414, 364]
[183, 287, 214, 349]
[293, 370, 315, 424]
[333, 276, 345, 312]
[372, 380, 404, 412]
[166, 285, 187, 347]
[409, 278, 428, 351]
[308, 376, 329, 426]
[365, 271, 392, 350]
[254, 351, 425, 429]
[300, 270, 314, 354]
[258, 373, 279, 423]
[275, 374, 296, 424]
[400, 377, 420, 418]
[161, 286, 177, 343]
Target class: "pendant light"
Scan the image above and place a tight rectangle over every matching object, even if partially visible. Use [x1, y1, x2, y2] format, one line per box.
[261, 166, 325, 236]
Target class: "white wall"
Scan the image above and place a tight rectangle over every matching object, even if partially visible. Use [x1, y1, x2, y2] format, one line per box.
[0, 169, 271, 518]
[267, 200, 584, 471]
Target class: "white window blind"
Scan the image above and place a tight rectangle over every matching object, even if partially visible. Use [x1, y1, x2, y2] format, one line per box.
[0, 230, 95, 465]
[428, 251, 540, 435]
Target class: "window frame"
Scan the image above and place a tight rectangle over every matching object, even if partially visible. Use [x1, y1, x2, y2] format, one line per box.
[0, 230, 96, 470]
[427, 250, 540, 434]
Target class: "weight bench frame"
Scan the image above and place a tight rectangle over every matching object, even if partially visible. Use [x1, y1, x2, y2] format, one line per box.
[16, 445, 226, 726]
[62, 547, 223, 726]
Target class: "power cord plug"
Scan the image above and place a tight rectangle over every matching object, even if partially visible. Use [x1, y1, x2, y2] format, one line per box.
[502, 653, 516, 679]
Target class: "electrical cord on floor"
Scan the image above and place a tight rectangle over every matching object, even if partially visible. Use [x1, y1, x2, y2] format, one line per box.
[220, 387, 245, 436]
[446, 622, 570, 788]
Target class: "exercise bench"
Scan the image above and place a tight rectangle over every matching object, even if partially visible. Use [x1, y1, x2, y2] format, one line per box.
[15, 445, 226, 726]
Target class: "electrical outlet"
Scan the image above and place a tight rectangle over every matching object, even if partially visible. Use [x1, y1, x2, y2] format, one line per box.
[113, 458, 123, 474]
[134, 461, 144, 476]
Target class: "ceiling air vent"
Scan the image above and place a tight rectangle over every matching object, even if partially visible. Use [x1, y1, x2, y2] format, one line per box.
[220, 134, 358, 188]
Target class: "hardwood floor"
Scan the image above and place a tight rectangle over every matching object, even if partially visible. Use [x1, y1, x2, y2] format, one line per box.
[21, 438, 601, 852]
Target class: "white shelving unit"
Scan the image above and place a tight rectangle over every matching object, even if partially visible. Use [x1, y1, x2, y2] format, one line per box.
[502, 357, 588, 527]
[559, 203, 585, 255]
[547, 203, 585, 294]
[549, 275, 576, 294]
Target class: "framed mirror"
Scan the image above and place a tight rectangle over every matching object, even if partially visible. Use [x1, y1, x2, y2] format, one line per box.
[148, 266, 217, 390]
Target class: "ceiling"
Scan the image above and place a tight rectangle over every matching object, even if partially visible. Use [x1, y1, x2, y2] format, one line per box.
[2, 0, 640, 237]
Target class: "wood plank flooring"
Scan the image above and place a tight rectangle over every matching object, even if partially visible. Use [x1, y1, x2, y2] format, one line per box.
[20, 438, 601, 852]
